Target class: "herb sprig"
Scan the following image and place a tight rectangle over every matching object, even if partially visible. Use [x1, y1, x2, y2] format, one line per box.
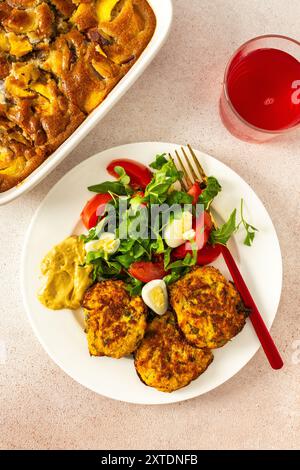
[210, 199, 258, 246]
[238, 199, 259, 246]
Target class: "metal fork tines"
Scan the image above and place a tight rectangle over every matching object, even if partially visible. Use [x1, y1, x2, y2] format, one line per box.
[170, 144, 220, 227]
[169, 144, 208, 192]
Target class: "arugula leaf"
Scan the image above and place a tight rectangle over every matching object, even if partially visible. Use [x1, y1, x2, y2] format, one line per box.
[92, 267, 98, 282]
[167, 254, 195, 270]
[145, 159, 182, 204]
[164, 247, 172, 269]
[80, 227, 97, 244]
[163, 271, 182, 285]
[118, 238, 136, 253]
[133, 241, 148, 258]
[145, 183, 172, 203]
[106, 260, 122, 274]
[167, 191, 193, 205]
[137, 237, 152, 255]
[117, 208, 130, 240]
[113, 166, 131, 186]
[240, 199, 259, 246]
[130, 193, 146, 212]
[115, 254, 134, 269]
[210, 209, 237, 245]
[128, 208, 149, 240]
[89, 165, 133, 195]
[244, 229, 256, 247]
[164, 266, 192, 285]
[88, 181, 128, 196]
[86, 250, 104, 264]
[149, 153, 168, 170]
[91, 258, 122, 281]
[115, 238, 150, 267]
[167, 242, 198, 270]
[150, 234, 165, 255]
[199, 176, 222, 210]
[126, 278, 143, 296]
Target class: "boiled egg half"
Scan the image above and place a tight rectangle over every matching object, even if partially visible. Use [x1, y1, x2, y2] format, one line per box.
[142, 280, 168, 316]
[164, 210, 193, 248]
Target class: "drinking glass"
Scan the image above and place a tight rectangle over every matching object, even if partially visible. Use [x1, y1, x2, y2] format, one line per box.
[219, 35, 300, 143]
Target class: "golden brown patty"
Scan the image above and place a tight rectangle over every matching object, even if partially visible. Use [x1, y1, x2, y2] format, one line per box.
[169, 266, 247, 349]
[134, 311, 213, 393]
[82, 280, 147, 359]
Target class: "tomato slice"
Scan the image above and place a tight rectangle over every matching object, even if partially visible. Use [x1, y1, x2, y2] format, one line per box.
[81, 193, 112, 230]
[172, 241, 221, 266]
[107, 159, 152, 189]
[128, 261, 167, 283]
[196, 243, 222, 265]
[188, 182, 203, 205]
[194, 210, 213, 250]
[172, 211, 213, 258]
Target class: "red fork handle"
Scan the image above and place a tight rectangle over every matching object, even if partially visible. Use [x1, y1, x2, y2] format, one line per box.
[220, 245, 283, 370]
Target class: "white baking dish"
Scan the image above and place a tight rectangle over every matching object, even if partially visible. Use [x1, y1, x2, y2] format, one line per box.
[0, 0, 173, 205]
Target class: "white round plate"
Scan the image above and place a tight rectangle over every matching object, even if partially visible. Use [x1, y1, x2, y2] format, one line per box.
[21, 142, 282, 405]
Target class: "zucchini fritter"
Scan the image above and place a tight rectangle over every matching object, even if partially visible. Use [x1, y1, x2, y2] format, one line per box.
[82, 280, 147, 359]
[169, 266, 247, 349]
[134, 312, 213, 393]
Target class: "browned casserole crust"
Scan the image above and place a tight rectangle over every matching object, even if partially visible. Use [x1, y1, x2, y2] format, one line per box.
[0, 0, 156, 192]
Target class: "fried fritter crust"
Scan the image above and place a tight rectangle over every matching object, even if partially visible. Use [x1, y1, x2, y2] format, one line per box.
[169, 266, 247, 349]
[134, 311, 213, 393]
[82, 280, 147, 359]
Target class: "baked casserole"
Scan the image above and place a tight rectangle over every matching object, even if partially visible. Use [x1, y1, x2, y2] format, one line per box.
[0, 0, 156, 192]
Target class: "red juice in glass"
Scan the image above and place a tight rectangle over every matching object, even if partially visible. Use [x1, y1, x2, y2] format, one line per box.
[220, 35, 300, 143]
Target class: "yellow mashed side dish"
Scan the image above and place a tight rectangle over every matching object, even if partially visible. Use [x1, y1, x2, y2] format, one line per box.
[38, 236, 93, 310]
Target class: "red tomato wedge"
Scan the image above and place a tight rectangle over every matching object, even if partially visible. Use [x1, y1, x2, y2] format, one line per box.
[194, 210, 213, 250]
[187, 182, 203, 205]
[172, 211, 213, 258]
[196, 243, 222, 265]
[107, 159, 152, 189]
[172, 241, 221, 266]
[128, 261, 167, 283]
[81, 193, 112, 230]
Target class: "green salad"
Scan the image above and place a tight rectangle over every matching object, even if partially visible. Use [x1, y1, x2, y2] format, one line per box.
[79, 154, 258, 295]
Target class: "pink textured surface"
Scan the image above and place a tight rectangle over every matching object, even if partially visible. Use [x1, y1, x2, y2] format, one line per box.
[1, 0, 300, 450]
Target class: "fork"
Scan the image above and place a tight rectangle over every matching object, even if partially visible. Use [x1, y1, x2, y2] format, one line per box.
[170, 144, 283, 370]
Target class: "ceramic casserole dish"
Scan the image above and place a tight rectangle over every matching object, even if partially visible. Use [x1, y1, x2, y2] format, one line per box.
[0, 0, 173, 205]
